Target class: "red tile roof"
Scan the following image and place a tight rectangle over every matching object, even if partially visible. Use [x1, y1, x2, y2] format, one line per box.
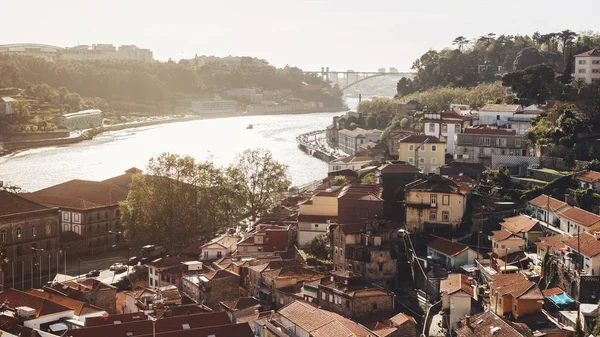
[86, 312, 146, 326]
[490, 273, 543, 300]
[480, 104, 521, 113]
[220, 297, 261, 311]
[22, 179, 129, 209]
[456, 311, 524, 337]
[427, 237, 469, 257]
[378, 163, 420, 174]
[25, 289, 104, 316]
[490, 230, 517, 242]
[577, 171, 600, 183]
[541, 288, 564, 297]
[528, 194, 569, 212]
[440, 274, 474, 296]
[500, 215, 543, 234]
[559, 207, 600, 227]
[0, 289, 72, 317]
[535, 235, 568, 252]
[406, 174, 464, 195]
[399, 134, 444, 144]
[0, 190, 51, 217]
[565, 232, 600, 257]
[575, 48, 600, 57]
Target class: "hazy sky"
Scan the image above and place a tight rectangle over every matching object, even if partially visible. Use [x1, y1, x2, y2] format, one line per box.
[2, 0, 599, 72]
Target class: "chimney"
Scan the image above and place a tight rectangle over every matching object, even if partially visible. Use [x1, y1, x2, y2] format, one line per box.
[594, 231, 600, 240]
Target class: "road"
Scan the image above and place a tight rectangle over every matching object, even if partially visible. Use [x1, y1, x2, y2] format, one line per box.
[57, 248, 139, 286]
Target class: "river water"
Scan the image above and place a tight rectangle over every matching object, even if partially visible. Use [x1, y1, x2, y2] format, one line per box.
[0, 99, 363, 192]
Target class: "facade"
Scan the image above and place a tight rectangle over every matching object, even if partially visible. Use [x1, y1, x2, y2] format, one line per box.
[44, 278, 117, 314]
[427, 238, 475, 270]
[422, 110, 469, 155]
[564, 232, 600, 276]
[21, 178, 129, 256]
[404, 175, 468, 232]
[60, 44, 153, 61]
[146, 256, 184, 288]
[576, 171, 600, 192]
[527, 194, 570, 228]
[333, 222, 398, 289]
[337, 128, 382, 155]
[0, 191, 60, 290]
[191, 100, 237, 114]
[386, 129, 413, 157]
[489, 273, 543, 318]
[337, 184, 384, 224]
[454, 126, 535, 170]
[55, 109, 102, 131]
[297, 191, 338, 247]
[398, 135, 445, 174]
[499, 215, 545, 249]
[199, 235, 238, 261]
[328, 155, 373, 172]
[0, 97, 15, 116]
[317, 271, 395, 319]
[558, 206, 600, 235]
[440, 273, 474, 332]
[181, 269, 240, 310]
[237, 225, 290, 256]
[476, 104, 523, 126]
[574, 48, 600, 84]
[490, 230, 525, 258]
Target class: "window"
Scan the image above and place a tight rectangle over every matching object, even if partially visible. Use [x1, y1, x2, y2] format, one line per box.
[442, 124, 448, 133]
[496, 138, 507, 147]
[455, 124, 460, 133]
[378, 263, 383, 272]
[408, 157, 414, 164]
[204, 251, 208, 259]
[431, 145, 437, 152]
[439, 195, 449, 206]
[515, 139, 522, 147]
[593, 60, 600, 65]
[428, 123, 435, 133]
[329, 294, 333, 303]
[429, 212, 437, 221]
[105, 223, 108, 232]
[579, 60, 587, 65]
[593, 69, 600, 74]
[478, 137, 491, 146]
[419, 157, 425, 164]
[150, 278, 153, 286]
[0, 230, 5, 243]
[431, 157, 437, 164]
[46, 222, 52, 235]
[442, 211, 450, 222]
[46, 240, 52, 250]
[31, 227, 37, 237]
[579, 68, 587, 73]
[408, 144, 414, 151]
[430, 194, 437, 204]
[96, 213, 100, 220]
[372, 303, 377, 310]
[322, 292, 326, 300]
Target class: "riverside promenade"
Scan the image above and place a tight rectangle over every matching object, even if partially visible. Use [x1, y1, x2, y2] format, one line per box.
[296, 130, 345, 163]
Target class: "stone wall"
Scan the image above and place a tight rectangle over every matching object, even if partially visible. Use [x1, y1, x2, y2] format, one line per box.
[205, 275, 240, 310]
[86, 287, 117, 314]
[351, 294, 394, 319]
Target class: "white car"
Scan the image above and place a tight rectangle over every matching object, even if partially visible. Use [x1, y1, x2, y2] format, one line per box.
[109, 263, 123, 271]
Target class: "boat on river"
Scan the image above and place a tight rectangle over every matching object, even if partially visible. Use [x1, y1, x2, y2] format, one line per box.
[247, 124, 253, 129]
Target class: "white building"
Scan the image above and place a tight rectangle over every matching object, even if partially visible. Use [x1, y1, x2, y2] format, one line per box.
[191, 100, 237, 114]
[476, 104, 523, 127]
[423, 110, 469, 155]
[297, 191, 337, 247]
[337, 128, 382, 155]
[575, 48, 600, 84]
[328, 155, 373, 172]
[55, 109, 102, 131]
[440, 274, 474, 332]
[199, 236, 238, 261]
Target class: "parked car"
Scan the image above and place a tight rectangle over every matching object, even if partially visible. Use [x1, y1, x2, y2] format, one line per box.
[86, 270, 100, 277]
[109, 263, 123, 271]
[114, 265, 128, 274]
[128, 256, 140, 266]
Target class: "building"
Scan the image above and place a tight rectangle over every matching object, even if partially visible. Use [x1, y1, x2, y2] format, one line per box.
[574, 48, 600, 84]
[535, 234, 568, 261]
[0, 97, 15, 116]
[297, 191, 338, 247]
[440, 273, 475, 332]
[386, 129, 414, 157]
[123, 286, 182, 313]
[489, 273, 543, 318]
[454, 126, 536, 171]
[0, 288, 74, 332]
[0, 43, 63, 58]
[527, 194, 570, 227]
[60, 44, 153, 61]
[244, 260, 301, 300]
[499, 214, 545, 249]
[54, 109, 102, 131]
[199, 235, 238, 261]
[191, 100, 237, 114]
[376, 163, 420, 220]
[337, 184, 383, 224]
[43, 278, 117, 314]
[427, 238, 476, 270]
[558, 206, 600, 235]
[337, 128, 383, 155]
[476, 104, 523, 126]
[220, 297, 262, 324]
[25, 288, 107, 324]
[181, 269, 240, 310]
[398, 135, 445, 174]
[328, 155, 374, 172]
[404, 175, 469, 232]
[366, 313, 418, 337]
[0, 191, 60, 290]
[576, 171, 600, 192]
[333, 221, 398, 289]
[317, 271, 395, 319]
[422, 110, 469, 155]
[490, 230, 525, 258]
[439, 161, 487, 179]
[263, 266, 324, 306]
[238, 225, 290, 256]
[274, 300, 374, 337]
[146, 256, 184, 288]
[21, 178, 129, 256]
[564, 232, 600, 276]
[456, 311, 527, 337]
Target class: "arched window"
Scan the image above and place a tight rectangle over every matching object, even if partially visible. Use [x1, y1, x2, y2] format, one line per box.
[46, 222, 52, 235]
[31, 227, 37, 237]
[0, 230, 6, 243]
[16, 227, 22, 239]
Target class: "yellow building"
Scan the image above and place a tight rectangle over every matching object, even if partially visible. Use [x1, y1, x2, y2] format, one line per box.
[297, 191, 338, 247]
[489, 273, 543, 319]
[404, 175, 468, 232]
[398, 135, 445, 174]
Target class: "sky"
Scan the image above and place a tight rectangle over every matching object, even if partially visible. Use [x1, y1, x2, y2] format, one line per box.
[2, 0, 599, 72]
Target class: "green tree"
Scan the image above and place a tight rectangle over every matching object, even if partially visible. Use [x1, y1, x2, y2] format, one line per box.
[307, 235, 330, 260]
[593, 301, 600, 336]
[333, 176, 347, 186]
[502, 64, 556, 102]
[232, 149, 291, 221]
[513, 47, 548, 71]
[560, 51, 574, 84]
[396, 77, 415, 98]
[452, 36, 470, 52]
[558, 30, 578, 57]
[367, 115, 377, 129]
[361, 172, 377, 184]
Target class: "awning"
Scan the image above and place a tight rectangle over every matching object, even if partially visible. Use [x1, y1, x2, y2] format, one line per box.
[548, 293, 574, 306]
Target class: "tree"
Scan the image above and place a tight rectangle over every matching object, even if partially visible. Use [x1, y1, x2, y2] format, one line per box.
[502, 64, 556, 102]
[367, 115, 377, 129]
[574, 312, 585, 337]
[452, 36, 469, 52]
[513, 47, 547, 71]
[333, 176, 347, 186]
[396, 77, 415, 98]
[361, 172, 377, 184]
[232, 149, 291, 221]
[307, 235, 330, 260]
[558, 30, 578, 57]
[593, 300, 600, 336]
[577, 83, 600, 129]
[560, 51, 574, 84]
[120, 153, 245, 248]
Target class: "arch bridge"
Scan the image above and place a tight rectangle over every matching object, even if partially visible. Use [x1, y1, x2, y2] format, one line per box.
[304, 68, 414, 91]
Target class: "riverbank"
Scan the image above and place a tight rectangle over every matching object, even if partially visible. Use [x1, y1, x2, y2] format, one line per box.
[0, 106, 348, 156]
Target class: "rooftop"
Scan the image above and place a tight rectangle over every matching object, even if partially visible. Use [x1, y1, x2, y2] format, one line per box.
[490, 230, 519, 242]
[0, 190, 52, 217]
[500, 215, 543, 234]
[338, 127, 382, 138]
[338, 184, 382, 201]
[25, 289, 105, 316]
[480, 104, 521, 113]
[332, 155, 373, 164]
[463, 126, 517, 135]
[220, 297, 261, 311]
[0, 289, 72, 318]
[575, 48, 600, 57]
[565, 232, 600, 257]
[21, 179, 129, 209]
[405, 174, 464, 195]
[558, 206, 600, 227]
[456, 311, 524, 337]
[399, 134, 444, 144]
[577, 170, 600, 183]
[440, 273, 474, 296]
[427, 237, 469, 257]
[528, 194, 570, 212]
[377, 163, 420, 174]
[490, 273, 543, 300]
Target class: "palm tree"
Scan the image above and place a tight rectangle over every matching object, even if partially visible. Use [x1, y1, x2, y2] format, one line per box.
[452, 36, 469, 52]
[559, 29, 578, 57]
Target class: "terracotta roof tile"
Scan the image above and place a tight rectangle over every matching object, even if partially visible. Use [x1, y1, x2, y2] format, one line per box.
[500, 215, 543, 234]
[535, 235, 568, 252]
[428, 237, 469, 257]
[0, 289, 72, 317]
[490, 273, 542, 299]
[490, 230, 517, 242]
[25, 289, 104, 316]
[528, 194, 569, 212]
[456, 311, 524, 337]
[21, 179, 129, 209]
[565, 232, 600, 257]
[378, 163, 420, 174]
[559, 207, 600, 227]
[541, 288, 564, 297]
[575, 48, 600, 57]
[399, 134, 444, 144]
[220, 297, 261, 311]
[440, 274, 474, 296]
[577, 171, 600, 183]
[480, 104, 522, 113]
[0, 190, 51, 217]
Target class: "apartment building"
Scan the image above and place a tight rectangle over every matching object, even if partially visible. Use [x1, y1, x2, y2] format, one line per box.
[337, 128, 382, 155]
[398, 135, 445, 174]
[575, 48, 600, 84]
[422, 110, 469, 155]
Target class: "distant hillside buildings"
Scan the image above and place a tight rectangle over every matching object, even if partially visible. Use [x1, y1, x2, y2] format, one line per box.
[0, 43, 153, 61]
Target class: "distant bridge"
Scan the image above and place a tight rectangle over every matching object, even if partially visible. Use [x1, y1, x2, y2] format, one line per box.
[304, 67, 415, 91]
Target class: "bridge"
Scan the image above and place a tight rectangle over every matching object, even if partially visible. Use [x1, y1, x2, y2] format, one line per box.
[305, 67, 415, 91]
